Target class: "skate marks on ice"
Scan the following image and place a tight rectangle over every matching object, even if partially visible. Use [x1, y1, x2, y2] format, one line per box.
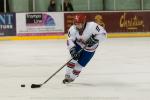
[30, 96, 120, 100]
[65, 82, 96, 87]
[0, 38, 150, 100]
[64, 81, 131, 87]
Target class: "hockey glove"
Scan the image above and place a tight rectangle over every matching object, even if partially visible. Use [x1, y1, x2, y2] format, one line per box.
[70, 46, 80, 60]
[86, 34, 99, 47]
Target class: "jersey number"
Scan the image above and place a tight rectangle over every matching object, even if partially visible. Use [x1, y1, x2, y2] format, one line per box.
[96, 26, 100, 32]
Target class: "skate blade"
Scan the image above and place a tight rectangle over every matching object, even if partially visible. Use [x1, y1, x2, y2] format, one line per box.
[62, 79, 74, 84]
[62, 80, 70, 84]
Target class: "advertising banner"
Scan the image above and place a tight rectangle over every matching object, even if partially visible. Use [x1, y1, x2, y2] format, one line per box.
[0, 13, 16, 36]
[16, 12, 64, 36]
[64, 12, 150, 33]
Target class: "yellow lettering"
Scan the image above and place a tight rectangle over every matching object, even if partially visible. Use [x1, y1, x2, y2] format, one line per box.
[120, 13, 144, 30]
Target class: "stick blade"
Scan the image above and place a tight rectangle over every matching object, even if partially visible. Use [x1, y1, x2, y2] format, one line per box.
[31, 84, 42, 88]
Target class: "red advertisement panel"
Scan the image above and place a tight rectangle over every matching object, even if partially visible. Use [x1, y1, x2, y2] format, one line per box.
[64, 12, 150, 33]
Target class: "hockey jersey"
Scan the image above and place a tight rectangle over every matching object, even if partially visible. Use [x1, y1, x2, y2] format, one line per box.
[67, 22, 107, 52]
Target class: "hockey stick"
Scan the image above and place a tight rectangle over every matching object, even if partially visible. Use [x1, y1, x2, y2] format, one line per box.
[31, 46, 85, 88]
[31, 34, 97, 88]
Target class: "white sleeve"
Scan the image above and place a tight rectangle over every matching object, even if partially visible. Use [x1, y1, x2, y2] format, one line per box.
[67, 26, 76, 50]
[94, 25, 107, 43]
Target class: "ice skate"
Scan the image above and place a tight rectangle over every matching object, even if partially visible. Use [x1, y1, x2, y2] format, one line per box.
[62, 75, 74, 84]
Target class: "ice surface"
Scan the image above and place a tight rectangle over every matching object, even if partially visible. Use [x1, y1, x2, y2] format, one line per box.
[0, 38, 150, 100]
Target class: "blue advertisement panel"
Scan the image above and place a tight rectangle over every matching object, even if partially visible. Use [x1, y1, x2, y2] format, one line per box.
[0, 13, 16, 36]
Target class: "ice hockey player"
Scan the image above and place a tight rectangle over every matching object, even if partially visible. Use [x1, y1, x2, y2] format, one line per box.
[63, 14, 107, 84]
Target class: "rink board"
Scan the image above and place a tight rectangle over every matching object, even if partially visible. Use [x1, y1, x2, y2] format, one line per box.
[1, 12, 150, 40]
[107, 32, 150, 38]
[0, 32, 150, 40]
[0, 35, 66, 41]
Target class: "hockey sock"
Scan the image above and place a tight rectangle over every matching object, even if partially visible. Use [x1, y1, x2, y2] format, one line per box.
[70, 63, 82, 80]
[65, 60, 76, 76]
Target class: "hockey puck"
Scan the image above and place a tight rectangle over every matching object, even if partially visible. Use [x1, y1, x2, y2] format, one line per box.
[21, 84, 25, 87]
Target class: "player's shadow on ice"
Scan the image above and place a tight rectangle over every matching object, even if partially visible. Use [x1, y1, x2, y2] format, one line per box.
[68, 83, 95, 87]
[67, 82, 133, 88]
